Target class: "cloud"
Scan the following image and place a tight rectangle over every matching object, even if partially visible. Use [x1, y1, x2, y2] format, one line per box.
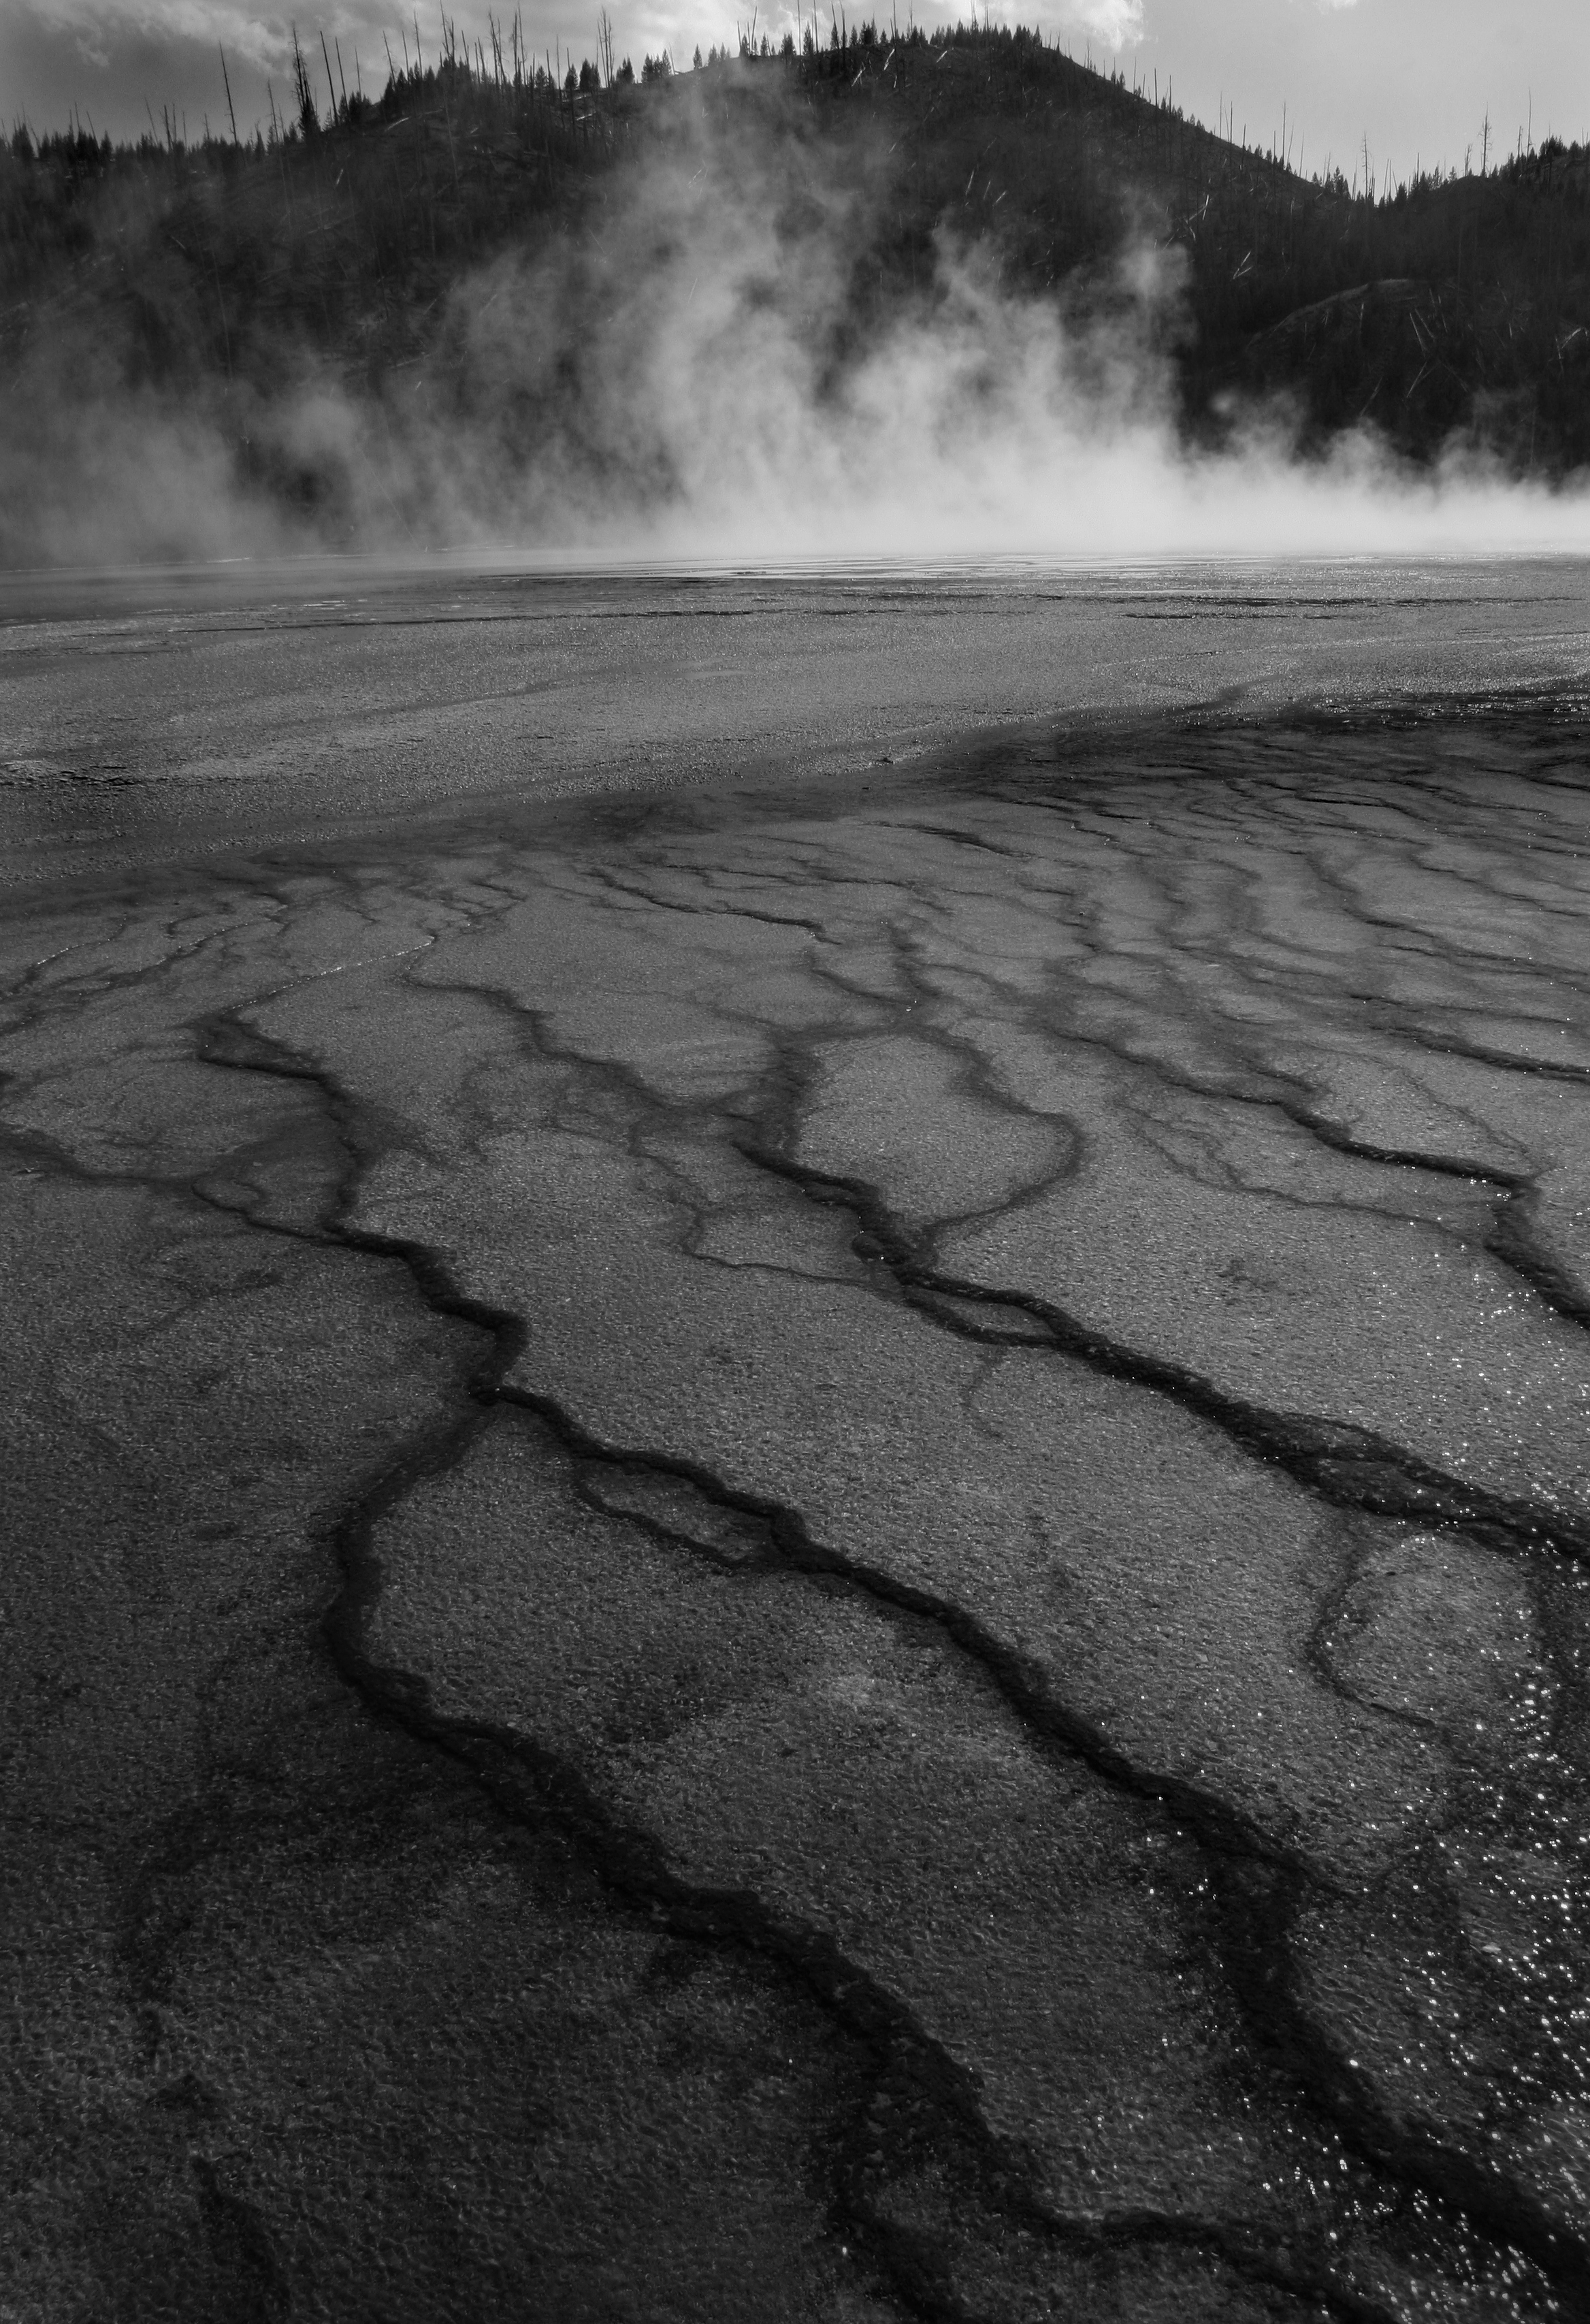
[25, 1, 293, 71]
[1059, 0, 1146, 48]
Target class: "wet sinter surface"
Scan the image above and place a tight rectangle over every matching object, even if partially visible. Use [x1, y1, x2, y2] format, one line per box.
[3, 566, 1590, 2321]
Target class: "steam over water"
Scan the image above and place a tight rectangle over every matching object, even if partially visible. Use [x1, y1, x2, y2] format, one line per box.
[5, 84, 1589, 570]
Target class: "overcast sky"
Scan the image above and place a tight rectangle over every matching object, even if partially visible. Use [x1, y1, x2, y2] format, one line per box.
[3, 0, 1587, 187]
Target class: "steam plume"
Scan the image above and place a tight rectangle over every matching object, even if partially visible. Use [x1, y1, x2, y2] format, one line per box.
[2, 76, 1587, 568]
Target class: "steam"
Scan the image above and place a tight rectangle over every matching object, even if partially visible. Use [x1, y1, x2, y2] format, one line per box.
[3, 82, 1588, 570]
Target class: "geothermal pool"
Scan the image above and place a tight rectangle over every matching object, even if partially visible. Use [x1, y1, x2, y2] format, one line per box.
[5, 560, 1590, 2320]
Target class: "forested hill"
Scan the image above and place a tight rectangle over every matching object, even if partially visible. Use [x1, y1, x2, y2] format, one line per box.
[3, 25, 1588, 555]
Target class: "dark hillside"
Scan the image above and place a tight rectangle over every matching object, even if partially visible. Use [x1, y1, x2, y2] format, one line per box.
[2, 25, 1587, 555]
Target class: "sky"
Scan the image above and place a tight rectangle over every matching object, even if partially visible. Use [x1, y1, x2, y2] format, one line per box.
[2, 0, 1587, 187]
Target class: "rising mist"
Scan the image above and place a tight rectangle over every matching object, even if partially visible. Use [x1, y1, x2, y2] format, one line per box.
[3, 35, 1588, 568]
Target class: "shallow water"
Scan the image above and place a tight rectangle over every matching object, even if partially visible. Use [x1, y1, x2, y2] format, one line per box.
[4, 561, 1590, 2319]
[3, 552, 1588, 879]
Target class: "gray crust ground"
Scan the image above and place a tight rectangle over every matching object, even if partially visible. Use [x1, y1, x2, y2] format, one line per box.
[5, 560, 1590, 2322]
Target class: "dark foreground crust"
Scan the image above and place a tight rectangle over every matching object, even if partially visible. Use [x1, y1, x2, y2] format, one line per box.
[5, 703, 1590, 2321]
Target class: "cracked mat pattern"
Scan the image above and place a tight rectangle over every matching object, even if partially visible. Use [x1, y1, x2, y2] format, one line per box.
[5, 710, 1590, 2321]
